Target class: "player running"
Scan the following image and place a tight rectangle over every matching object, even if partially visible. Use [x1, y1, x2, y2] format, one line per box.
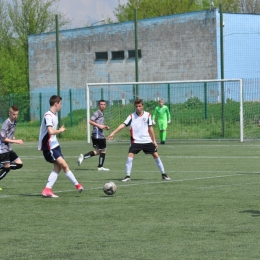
[0, 106, 24, 185]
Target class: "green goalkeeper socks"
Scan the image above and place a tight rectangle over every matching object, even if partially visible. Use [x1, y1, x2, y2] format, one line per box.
[161, 131, 166, 142]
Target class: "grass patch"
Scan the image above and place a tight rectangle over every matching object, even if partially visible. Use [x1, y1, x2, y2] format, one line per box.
[1, 140, 260, 259]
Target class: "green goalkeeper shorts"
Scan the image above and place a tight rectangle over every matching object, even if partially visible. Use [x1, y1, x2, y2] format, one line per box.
[158, 120, 168, 131]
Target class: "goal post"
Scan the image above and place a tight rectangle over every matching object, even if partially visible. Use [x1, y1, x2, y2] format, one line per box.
[86, 79, 243, 142]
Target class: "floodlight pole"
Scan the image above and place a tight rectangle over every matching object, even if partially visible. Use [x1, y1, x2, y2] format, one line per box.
[55, 14, 61, 129]
[134, 9, 139, 99]
[220, 5, 225, 137]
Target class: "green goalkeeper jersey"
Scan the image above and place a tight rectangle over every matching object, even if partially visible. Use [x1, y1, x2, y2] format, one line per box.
[152, 105, 170, 122]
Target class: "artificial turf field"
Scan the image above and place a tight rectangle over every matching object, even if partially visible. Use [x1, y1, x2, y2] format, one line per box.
[1, 140, 260, 259]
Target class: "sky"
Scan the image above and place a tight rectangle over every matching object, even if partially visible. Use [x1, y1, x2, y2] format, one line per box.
[55, 0, 128, 24]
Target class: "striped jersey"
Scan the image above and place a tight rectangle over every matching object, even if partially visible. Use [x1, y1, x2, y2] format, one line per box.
[91, 110, 105, 139]
[38, 110, 59, 150]
[124, 111, 153, 143]
[0, 118, 16, 153]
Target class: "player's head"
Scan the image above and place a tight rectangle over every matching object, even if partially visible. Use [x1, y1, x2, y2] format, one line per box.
[49, 95, 62, 112]
[98, 99, 106, 111]
[134, 98, 144, 114]
[159, 99, 164, 106]
[9, 106, 19, 121]
[134, 98, 143, 106]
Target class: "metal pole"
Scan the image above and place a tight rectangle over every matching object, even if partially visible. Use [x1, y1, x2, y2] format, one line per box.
[39, 93, 42, 123]
[167, 84, 171, 111]
[220, 5, 225, 137]
[134, 9, 139, 99]
[69, 89, 72, 126]
[204, 82, 208, 120]
[86, 83, 91, 143]
[55, 14, 61, 128]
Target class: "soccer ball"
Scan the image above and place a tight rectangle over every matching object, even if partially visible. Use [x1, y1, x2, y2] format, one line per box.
[103, 182, 117, 195]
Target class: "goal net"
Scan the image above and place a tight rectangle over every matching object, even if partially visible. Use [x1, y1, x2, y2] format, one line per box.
[86, 79, 246, 142]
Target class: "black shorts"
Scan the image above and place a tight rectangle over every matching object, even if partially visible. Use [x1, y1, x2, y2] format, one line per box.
[92, 138, 107, 150]
[43, 146, 64, 163]
[0, 151, 19, 163]
[128, 143, 157, 155]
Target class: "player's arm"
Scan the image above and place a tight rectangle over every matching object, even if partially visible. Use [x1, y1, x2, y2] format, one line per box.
[47, 125, 66, 135]
[89, 120, 110, 130]
[107, 123, 126, 140]
[148, 125, 158, 147]
[166, 106, 171, 123]
[1, 136, 24, 145]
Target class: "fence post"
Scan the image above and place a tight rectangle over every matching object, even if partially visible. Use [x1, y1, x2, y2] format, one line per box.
[167, 83, 171, 111]
[204, 82, 208, 120]
[101, 88, 104, 100]
[39, 93, 42, 123]
[69, 89, 73, 126]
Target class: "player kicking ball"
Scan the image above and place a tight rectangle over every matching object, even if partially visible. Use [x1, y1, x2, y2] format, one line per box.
[38, 95, 83, 198]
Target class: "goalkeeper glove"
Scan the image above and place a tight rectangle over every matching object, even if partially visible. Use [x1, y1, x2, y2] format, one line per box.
[152, 120, 156, 125]
[168, 120, 171, 124]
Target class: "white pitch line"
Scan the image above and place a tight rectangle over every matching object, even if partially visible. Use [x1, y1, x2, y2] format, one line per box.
[0, 173, 243, 199]
[19, 155, 260, 159]
[199, 181, 260, 189]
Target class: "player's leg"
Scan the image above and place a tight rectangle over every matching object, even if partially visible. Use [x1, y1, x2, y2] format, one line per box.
[56, 155, 83, 193]
[41, 149, 60, 198]
[152, 152, 171, 180]
[144, 143, 171, 181]
[97, 139, 109, 171]
[0, 153, 11, 181]
[9, 151, 23, 170]
[159, 121, 167, 144]
[42, 146, 83, 197]
[122, 144, 141, 181]
[77, 138, 99, 166]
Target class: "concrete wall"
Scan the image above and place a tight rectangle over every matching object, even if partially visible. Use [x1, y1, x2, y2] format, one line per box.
[28, 9, 218, 93]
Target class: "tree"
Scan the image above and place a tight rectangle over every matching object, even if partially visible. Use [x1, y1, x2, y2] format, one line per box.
[114, 0, 259, 22]
[0, 0, 71, 94]
[7, 0, 70, 48]
[240, 0, 260, 13]
[114, 0, 204, 22]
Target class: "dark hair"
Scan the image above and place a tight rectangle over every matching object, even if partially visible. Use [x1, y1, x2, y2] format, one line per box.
[134, 98, 143, 105]
[49, 95, 62, 106]
[98, 99, 106, 105]
[10, 105, 19, 112]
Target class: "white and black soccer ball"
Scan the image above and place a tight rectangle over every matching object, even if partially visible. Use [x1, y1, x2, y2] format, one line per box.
[103, 182, 117, 195]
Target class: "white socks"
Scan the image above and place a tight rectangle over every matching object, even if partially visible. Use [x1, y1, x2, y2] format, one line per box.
[46, 170, 79, 188]
[46, 171, 59, 188]
[155, 157, 165, 174]
[126, 157, 133, 175]
[65, 171, 79, 185]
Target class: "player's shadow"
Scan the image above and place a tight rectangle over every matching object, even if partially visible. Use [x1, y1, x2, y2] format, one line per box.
[75, 168, 97, 171]
[19, 194, 43, 197]
[239, 210, 260, 217]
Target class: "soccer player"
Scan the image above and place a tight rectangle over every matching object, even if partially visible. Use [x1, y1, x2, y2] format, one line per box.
[107, 98, 171, 182]
[152, 99, 171, 144]
[39, 95, 83, 198]
[0, 106, 24, 185]
[77, 99, 110, 171]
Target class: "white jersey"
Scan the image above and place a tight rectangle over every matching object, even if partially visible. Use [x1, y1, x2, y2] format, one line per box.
[124, 111, 153, 144]
[38, 110, 59, 150]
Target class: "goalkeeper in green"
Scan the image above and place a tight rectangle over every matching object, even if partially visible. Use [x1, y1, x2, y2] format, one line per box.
[152, 99, 171, 144]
